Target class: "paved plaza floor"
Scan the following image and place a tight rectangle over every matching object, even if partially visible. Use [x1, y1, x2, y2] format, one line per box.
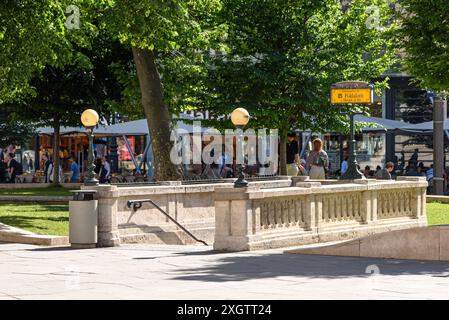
[1, 242, 449, 300]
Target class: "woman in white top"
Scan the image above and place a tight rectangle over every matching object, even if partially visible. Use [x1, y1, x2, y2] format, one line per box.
[306, 138, 329, 180]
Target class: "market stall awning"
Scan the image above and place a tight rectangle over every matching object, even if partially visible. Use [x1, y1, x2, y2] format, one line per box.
[354, 115, 410, 132]
[36, 115, 206, 137]
[37, 125, 109, 136]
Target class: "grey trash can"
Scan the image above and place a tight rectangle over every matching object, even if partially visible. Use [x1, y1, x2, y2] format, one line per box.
[69, 190, 98, 249]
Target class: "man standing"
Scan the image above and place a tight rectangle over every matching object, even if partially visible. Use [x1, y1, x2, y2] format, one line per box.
[286, 133, 300, 176]
[68, 156, 80, 183]
[42, 153, 54, 183]
[6, 153, 21, 183]
[375, 162, 394, 180]
[99, 156, 111, 184]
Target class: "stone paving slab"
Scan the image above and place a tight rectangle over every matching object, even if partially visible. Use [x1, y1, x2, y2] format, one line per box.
[0, 243, 448, 299]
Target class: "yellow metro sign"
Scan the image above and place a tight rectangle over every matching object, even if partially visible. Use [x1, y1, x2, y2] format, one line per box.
[330, 81, 374, 105]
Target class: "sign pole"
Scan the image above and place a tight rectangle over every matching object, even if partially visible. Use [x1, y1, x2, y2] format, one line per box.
[433, 97, 447, 195]
[330, 81, 374, 180]
[341, 111, 364, 180]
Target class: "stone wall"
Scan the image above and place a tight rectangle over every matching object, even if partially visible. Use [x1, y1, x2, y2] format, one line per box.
[83, 177, 427, 249]
[214, 177, 428, 251]
[83, 179, 292, 246]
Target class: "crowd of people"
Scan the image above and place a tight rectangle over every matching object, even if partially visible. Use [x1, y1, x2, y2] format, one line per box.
[41, 154, 111, 184]
[285, 136, 443, 194]
[0, 145, 23, 183]
[0, 143, 112, 184]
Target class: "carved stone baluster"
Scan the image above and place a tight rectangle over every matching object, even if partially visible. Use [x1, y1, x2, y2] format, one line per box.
[275, 201, 282, 228]
[300, 199, 305, 226]
[287, 199, 293, 226]
[281, 200, 288, 227]
[354, 195, 360, 220]
[322, 195, 328, 222]
[377, 192, 382, 218]
[268, 201, 275, 228]
[399, 191, 404, 216]
[342, 194, 348, 220]
[260, 202, 266, 229]
[394, 192, 399, 217]
[295, 199, 301, 225]
[407, 191, 412, 216]
[346, 194, 352, 222]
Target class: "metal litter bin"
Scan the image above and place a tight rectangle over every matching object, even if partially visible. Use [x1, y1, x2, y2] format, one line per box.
[69, 190, 98, 249]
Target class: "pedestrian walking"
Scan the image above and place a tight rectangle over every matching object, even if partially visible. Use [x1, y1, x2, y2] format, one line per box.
[306, 138, 329, 180]
[286, 133, 300, 176]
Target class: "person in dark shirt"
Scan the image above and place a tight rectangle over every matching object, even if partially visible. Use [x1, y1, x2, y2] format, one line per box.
[94, 157, 102, 175]
[375, 162, 394, 180]
[0, 158, 6, 183]
[6, 153, 21, 183]
[42, 153, 53, 183]
[286, 132, 300, 176]
[405, 163, 420, 176]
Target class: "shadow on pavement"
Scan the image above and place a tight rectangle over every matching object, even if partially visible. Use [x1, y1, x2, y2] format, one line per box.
[168, 252, 449, 282]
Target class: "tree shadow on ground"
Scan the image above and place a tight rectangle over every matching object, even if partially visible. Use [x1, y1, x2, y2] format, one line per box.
[167, 252, 449, 282]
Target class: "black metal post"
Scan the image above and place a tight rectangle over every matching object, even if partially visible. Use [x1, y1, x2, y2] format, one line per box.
[234, 125, 248, 188]
[341, 112, 365, 180]
[433, 98, 447, 195]
[85, 127, 98, 186]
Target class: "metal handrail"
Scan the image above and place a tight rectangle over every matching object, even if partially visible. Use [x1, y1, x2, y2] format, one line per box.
[126, 199, 208, 246]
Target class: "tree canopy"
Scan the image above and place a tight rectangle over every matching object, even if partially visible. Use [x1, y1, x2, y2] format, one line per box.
[0, 0, 402, 178]
[396, 0, 449, 95]
[186, 0, 397, 173]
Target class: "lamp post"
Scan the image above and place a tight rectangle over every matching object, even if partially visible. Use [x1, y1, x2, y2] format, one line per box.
[81, 109, 100, 186]
[231, 108, 250, 188]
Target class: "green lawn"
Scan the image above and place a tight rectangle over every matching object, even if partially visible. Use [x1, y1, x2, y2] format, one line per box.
[0, 202, 447, 237]
[0, 204, 69, 236]
[0, 186, 73, 197]
[426, 202, 449, 226]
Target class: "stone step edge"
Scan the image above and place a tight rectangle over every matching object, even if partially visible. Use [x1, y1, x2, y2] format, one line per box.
[0, 222, 68, 246]
[0, 232, 69, 246]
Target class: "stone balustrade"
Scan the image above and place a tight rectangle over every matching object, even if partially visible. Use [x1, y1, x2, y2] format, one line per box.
[214, 177, 428, 251]
[80, 176, 427, 249]
[81, 179, 292, 247]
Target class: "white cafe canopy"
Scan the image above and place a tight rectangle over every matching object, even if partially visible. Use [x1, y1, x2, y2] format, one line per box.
[36, 115, 204, 137]
[354, 115, 410, 132]
[37, 114, 410, 136]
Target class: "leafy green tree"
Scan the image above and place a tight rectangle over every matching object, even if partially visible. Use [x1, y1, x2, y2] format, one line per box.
[396, 0, 449, 95]
[102, 0, 223, 180]
[193, 0, 396, 174]
[0, 0, 98, 104]
[1, 0, 223, 181]
[0, 109, 34, 146]
[5, 32, 134, 184]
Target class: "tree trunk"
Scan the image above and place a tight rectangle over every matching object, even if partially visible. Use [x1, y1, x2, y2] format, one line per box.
[279, 127, 287, 176]
[132, 47, 182, 181]
[52, 119, 61, 185]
